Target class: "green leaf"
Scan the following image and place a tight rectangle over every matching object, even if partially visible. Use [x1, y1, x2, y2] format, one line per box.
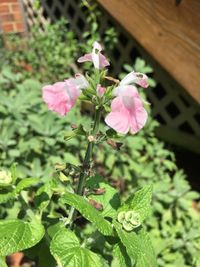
[86, 176, 120, 218]
[114, 221, 157, 267]
[15, 177, 40, 193]
[0, 219, 45, 256]
[61, 192, 113, 236]
[35, 182, 53, 212]
[0, 257, 7, 267]
[47, 222, 65, 239]
[113, 243, 131, 267]
[119, 185, 153, 222]
[50, 229, 104, 267]
[0, 178, 40, 204]
[64, 152, 80, 165]
[0, 192, 14, 204]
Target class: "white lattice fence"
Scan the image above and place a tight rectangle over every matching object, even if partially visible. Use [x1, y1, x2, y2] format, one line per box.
[21, 0, 200, 152]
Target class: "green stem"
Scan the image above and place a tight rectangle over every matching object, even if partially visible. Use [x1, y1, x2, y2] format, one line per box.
[68, 108, 101, 228]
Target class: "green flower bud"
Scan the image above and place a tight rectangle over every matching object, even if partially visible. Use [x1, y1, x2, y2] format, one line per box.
[0, 170, 12, 186]
[130, 212, 141, 228]
[122, 220, 134, 231]
[125, 210, 134, 221]
[117, 211, 126, 223]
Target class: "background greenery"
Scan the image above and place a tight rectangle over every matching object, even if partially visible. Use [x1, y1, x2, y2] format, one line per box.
[0, 13, 199, 267]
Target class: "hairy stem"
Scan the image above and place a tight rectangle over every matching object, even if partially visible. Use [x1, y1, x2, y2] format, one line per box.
[68, 108, 101, 228]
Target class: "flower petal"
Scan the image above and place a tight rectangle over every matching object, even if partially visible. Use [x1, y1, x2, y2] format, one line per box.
[114, 85, 138, 97]
[74, 73, 89, 89]
[129, 99, 148, 134]
[42, 82, 70, 116]
[93, 41, 102, 51]
[77, 53, 92, 63]
[99, 53, 110, 69]
[120, 71, 149, 88]
[42, 80, 80, 116]
[105, 97, 130, 134]
[65, 79, 81, 105]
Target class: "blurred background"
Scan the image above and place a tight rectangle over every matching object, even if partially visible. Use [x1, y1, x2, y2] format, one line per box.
[0, 0, 200, 266]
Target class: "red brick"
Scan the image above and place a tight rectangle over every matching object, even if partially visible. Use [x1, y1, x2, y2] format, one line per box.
[13, 11, 22, 21]
[0, 13, 14, 22]
[2, 22, 14, 32]
[10, 3, 20, 12]
[0, 0, 17, 3]
[0, 4, 9, 13]
[15, 22, 25, 32]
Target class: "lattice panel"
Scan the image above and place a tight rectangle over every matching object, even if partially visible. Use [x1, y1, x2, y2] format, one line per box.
[21, 0, 200, 150]
[22, 0, 50, 30]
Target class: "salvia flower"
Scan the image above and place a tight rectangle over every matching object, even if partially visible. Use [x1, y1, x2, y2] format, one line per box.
[105, 85, 148, 134]
[42, 41, 149, 136]
[104, 70, 149, 134]
[120, 71, 149, 88]
[77, 41, 109, 69]
[42, 74, 88, 116]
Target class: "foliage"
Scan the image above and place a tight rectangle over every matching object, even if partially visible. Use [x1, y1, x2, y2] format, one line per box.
[0, 19, 78, 83]
[0, 16, 199, 266]
[0, 57, 199, 266]
[0, 52, 157, 266]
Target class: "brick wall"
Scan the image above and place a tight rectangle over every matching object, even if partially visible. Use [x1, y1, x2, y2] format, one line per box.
[0, 0, 26, 33]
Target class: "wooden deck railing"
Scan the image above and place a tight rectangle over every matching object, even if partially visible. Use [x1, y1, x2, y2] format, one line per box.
[97, 0, 200, 103]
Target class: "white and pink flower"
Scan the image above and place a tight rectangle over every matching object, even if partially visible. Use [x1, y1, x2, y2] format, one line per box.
[105, 85, 148, 134]
[120, 71, 149, 88]
[42, 74, 88, 116]
[77, 41, 109, 69]
[105, 71, 149, 134]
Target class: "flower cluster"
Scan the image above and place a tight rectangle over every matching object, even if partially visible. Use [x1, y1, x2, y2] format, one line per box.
[42, 41, 149, 134]
[117, 210, 141, 231]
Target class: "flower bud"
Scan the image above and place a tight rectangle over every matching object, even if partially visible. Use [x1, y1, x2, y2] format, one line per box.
[0, 170, 12, 186]
[88, 135, 95, 142]
[96, 84, 106, 98]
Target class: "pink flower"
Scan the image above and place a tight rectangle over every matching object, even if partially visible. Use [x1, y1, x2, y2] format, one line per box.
[120, 71, 149, 88]
[42, 74, 88, 116]
[77, 41, 109, 69]
[105, 85, 148, 134]
[96, 84, 106, 97]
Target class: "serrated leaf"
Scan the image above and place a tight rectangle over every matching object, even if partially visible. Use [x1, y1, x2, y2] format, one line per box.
[50, 229, 104, 267]
[0, 219, 45, 256]
[113, 243, 131, 267]
[86, 176, 120, 218]
[61, 192, 113, 236]
[119, 185, 153, 222]
[114, 221, 157, 267]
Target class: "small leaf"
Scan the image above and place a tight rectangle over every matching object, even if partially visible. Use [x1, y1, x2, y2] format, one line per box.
[61, 192, 113, 236]
[15, 177, 40, 193]
[0, 178, 40, 204]
[64, 131, 77, 141]
[0, 219, 45, 256]
[119, 185, 153, 222]
[0, 192, 14, 204]
[50, 229, 104, 267]
[114, 221, 157, 267]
